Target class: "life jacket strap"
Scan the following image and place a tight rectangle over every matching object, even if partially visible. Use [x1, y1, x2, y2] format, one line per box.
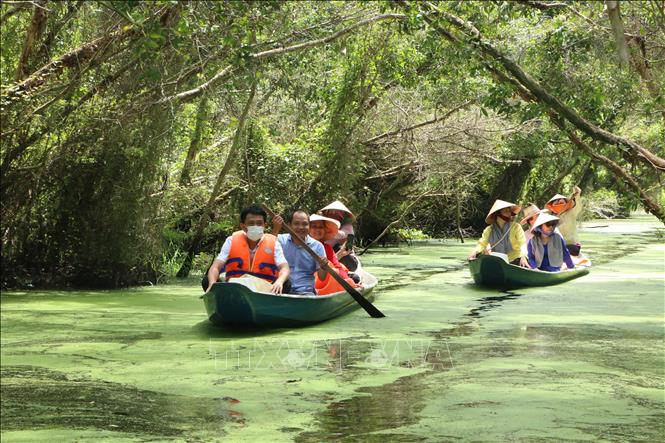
[258, 262, 279, 273]
[224, 257, 244, 272]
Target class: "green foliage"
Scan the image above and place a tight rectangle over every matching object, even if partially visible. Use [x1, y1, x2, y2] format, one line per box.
[1, 1, 663, 288]
[581, 189, 627, 220]
[397, 228, 430, 241]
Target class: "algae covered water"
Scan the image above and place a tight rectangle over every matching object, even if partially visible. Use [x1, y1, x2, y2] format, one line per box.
[1, 216, 663, 442]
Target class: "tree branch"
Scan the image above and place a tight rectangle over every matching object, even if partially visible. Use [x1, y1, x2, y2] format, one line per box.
[363, 100, 473, 145]
[15, 0, 48, 81]
[176, 77, 258, 277]
[157, 13, 406, 105]
[1, 2, 32, 24]
[419, 2, 665, 171]
[2, 6, 174, 108]
[359, 190, 431, 254]
[512, 0, 568, 11]
[551, 115, 664, 222]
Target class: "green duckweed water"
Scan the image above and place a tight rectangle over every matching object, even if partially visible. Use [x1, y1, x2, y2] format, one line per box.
[2, 216, 663, 442]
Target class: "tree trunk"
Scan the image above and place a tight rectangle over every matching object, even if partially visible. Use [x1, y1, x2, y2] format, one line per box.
[15, 0, 48, 81]
[179, 97, 209, 186]
[551, 116, 665, 223]
[456, 193, 464, 243]
[34, 1, 84, 67]
[537, 158, 580, 204]
[605, 1, 631, 67]
[625, 34, 665, 120]
[417, 3, 665, 171]
[489, 159, 533, 203]
[176, 79, 257, 278]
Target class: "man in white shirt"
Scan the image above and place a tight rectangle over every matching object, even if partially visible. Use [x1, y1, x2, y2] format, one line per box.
[203, 205, 290, 293]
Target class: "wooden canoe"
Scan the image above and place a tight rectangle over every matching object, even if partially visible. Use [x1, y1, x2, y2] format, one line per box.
[202, 270, 379, 328]
[469, 254, 589, 289]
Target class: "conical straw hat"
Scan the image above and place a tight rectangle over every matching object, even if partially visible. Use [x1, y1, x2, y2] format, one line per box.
[519, 204, 547, 225]
[309, 214, 340, 242]
[320, 200, 355, 220]
[547, 194, 568, 204]
[485, 200, 521, 224]
[530, 212, 560, 232]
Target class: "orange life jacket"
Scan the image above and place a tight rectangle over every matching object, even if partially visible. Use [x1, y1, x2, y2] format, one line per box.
[314, 271, 359, 296]
[224, 231, 279, 283]
[546, 199, 575, 215]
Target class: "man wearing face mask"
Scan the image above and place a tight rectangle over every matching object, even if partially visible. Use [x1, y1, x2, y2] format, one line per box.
[203, 205, 290, 294]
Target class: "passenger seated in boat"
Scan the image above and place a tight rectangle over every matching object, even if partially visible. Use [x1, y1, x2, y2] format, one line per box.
[519, 203, 547, 242]
[274, 209, 329, 295]
[203, 205, 290, 294]
[527, 212, 575, 272]
[309, 214, 349, 279]
[309, 214, 362, 295]
[545, 186, 582, 256]
[319, 200, 358, 272]
[468, 199, 529, 267]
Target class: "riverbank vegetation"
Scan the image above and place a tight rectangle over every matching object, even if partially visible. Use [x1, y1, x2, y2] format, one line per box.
[2, 1, 663, 288]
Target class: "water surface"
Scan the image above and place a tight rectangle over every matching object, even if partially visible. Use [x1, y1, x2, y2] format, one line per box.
[2, 216, 663, 442]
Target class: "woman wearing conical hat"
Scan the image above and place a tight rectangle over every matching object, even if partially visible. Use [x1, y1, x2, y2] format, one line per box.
[519, 203, 547, 242]
[319, 200, 359, 272]
[545, 186, 582, 255]
[308, 214, 349, 279]
[527, 212, 574, 272]
[469, 200, 529, 267]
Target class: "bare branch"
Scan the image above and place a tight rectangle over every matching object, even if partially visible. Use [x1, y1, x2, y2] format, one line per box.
[363, 100, 473, 145]
[0, 1, 31, 24]
[359, 189, 431, 254]
[157, 13, 406, 105]
[512, 0, 568, 11]
[254, 13, 405, 59]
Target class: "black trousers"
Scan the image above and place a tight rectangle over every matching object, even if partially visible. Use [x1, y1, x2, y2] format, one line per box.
[567, 243, 581, 256]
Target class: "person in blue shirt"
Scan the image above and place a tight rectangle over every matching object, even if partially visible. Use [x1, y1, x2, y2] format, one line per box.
[527, 212, 574, 272]
[274, 209, 328, 295]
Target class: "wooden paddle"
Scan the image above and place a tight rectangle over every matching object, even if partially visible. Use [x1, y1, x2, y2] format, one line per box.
[261, 204, 385, 318]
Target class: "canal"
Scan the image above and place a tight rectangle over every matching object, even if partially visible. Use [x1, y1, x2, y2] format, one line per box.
[1, 215, 663, 442]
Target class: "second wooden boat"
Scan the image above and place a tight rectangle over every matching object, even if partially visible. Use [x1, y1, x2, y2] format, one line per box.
[469, 254, 589, 289]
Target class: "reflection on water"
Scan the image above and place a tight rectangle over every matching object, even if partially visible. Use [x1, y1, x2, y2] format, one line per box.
[465, 291, 523, 319]
[296, 373, 429, 443]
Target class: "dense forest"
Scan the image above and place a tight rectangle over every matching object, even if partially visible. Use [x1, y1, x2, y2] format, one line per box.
[1, 0, 663, 288]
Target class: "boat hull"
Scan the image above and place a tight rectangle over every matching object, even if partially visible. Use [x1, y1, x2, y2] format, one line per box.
[203, 271, 378, 328]
[469, 255, 589, 289]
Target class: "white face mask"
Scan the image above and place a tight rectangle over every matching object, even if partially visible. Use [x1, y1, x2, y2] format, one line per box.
[246, 225, 264, 241]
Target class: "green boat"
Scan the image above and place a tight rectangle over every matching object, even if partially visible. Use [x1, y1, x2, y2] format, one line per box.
[469, 254, 590, 289]
[202, 270, 379, 328]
